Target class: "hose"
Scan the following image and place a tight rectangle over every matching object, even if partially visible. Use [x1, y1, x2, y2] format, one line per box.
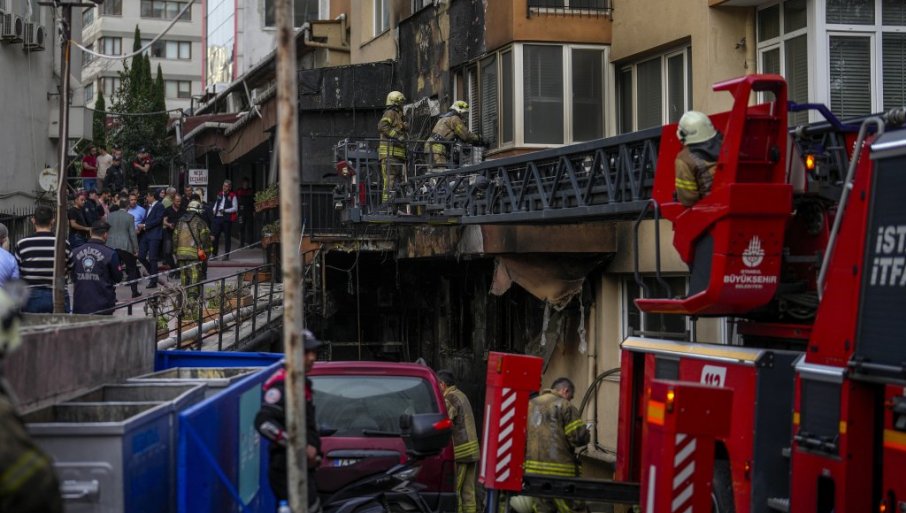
[578, 367, 621, 417]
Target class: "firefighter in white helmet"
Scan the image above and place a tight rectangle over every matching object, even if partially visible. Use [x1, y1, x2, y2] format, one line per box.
[378, 91, 409, 203]
[674, 110, 723, 207]
[426, 100, 485, 167]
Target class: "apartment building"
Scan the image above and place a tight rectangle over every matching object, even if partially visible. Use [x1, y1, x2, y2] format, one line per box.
[80, 0, 203, 112]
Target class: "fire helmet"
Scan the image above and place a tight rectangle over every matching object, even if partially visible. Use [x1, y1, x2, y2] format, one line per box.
[509, 496, 535, 513]
[451, 100, 469, 114]
[676, 111, 718, 145]
[386, 91, 406, 107]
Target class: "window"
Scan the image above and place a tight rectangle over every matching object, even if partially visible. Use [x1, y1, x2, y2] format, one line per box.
[264, 0, 318, 28]
[757, 0, 809, 124]
[623, 277, 689, 341]
[100, 0, 121, 16]
[140, 0, 191, 21]
[101, 77, 121, 98]
[165, 80, 192, 99]
[455, 43, 605, 148]
[374, 0, 390, 36]
[81, 7, 94, 27]
[82, 42, 95, 66]
[98, 37, 122, 56]
[142, 39, 191, 60]
[617, 46, 690, 133]
[84, 82, 94, 104]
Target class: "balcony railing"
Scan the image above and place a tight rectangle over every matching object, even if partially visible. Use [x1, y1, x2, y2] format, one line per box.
[527, 0, 613, 17]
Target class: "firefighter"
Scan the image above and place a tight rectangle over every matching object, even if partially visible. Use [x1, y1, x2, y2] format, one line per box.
[0, 286, 64, 513]
[378, 90, 409, 204]
[524, 377, 589, 513]
[173, 200, 211, 300]
[674, 110, 724, 207]
[437, 369, 480, 513]
[426, 101, 484, 167]
[254, 330, 323, 511]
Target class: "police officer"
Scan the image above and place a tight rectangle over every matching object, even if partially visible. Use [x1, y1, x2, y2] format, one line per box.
[378, 90, 408, 204]
[524, 377, 589, 513]
[437, 370, 480, 513]
[72, 220, 123, 315]
[426, 101, 483, 168]
[255, 330, 323, 511]
[0, 286, 64, 513]
[674, 111, 723, 207]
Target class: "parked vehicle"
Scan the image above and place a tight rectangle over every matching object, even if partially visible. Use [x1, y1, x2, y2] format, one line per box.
[311, 361, 457, 512]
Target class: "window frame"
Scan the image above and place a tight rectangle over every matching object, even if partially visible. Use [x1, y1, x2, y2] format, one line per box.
[165, 80, 193, 99]
[140, 0, 191, 21]
[100, 77, 122, 99]
[84, 82, 95, 104]
[100, 0, 122, 16]
[373, 0, 390, 37]
[616, 44, 691, 133]
[621, 276, 691, 341]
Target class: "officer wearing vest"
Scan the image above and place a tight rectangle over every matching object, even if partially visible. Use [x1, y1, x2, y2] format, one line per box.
[426, 101, 484, 168]
[437, 370, 480, 513]
[377, 91, 409, 204]
[525, 377, 590, 513]
[72, 220, 123, 315]
[674, 110, 723, 207]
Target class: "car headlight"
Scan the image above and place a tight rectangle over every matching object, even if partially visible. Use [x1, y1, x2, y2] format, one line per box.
[394, 466, 421, 482]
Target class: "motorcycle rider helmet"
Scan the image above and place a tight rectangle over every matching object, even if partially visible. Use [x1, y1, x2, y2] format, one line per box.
[676, 111, 717, 145]
[386, 91, 406, 107]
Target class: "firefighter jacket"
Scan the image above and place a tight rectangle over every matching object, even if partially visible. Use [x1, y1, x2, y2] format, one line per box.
[427, 112, 480, 156]
[174, 213, 212, 261]
[378, 106, 408, 160]
[524, 390, 589, 477]
[443, 385, 480, 462]
[675, 146, 717, 207]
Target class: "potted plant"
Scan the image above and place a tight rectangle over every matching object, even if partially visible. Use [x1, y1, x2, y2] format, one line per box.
[261, 220, 281, 248]
[254, 184, 280, 212]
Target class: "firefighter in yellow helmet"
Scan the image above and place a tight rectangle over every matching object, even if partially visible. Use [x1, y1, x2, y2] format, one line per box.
[173, 200, 212, 300]
[378, 90, 409, 203]
[524, 377, 589, 513]
[426, 101, 484, 167]
[674, 110, 723, 207]
[437, 369, 480, 513]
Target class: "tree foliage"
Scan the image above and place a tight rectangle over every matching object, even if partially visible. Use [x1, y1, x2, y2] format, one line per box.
[92, 91, 107, 148]
[108, 26, 173, 185]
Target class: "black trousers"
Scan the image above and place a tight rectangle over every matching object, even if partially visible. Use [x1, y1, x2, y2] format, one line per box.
[116, 249, 140, 294]
[212, 217, 233, 258]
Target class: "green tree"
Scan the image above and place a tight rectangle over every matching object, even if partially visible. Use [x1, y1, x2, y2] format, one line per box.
[92, 91, 107, 148]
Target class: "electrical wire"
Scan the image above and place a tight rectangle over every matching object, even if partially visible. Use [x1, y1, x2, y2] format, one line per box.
[84, 106, 184, 117]
[71, 0, 196, 61]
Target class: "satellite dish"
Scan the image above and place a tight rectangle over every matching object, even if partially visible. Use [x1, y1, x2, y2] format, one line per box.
[39, 167, 58, 192]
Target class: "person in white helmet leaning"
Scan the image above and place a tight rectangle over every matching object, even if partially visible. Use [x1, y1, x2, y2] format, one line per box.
[426, 100, 485, 167]
[674, 111, 723, 207]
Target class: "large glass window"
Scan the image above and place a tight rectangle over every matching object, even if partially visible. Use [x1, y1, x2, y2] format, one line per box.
[264, 0, 318, 28]
[142, 39, 191, 60]
[374, 0, 390, 36]
[481, 56, 499, 147]
[829, 35, 872, 118]
[99, 37, 122, 56]
[206, 0, 234, 85]
[84, 82, 94, 104]
[624, 277, 689, 340]
[572, 48, 604, 141]
[165, 80, 192, 99]
[141, 1, 191, 20]
[101, 77, 121, 98]
[757, 1, 809, 124]
[100, 0, 122, 16]
[524, 45, 564, 144]
[501, 51, 514, 144]
[617, 47, 689, 133]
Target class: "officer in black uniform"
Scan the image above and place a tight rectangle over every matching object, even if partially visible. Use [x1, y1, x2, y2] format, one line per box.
[255, 330, 323, 511]
[71, 220, 123, 315]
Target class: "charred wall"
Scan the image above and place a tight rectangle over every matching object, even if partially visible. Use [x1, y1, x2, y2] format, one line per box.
[449, 0, 487, 67]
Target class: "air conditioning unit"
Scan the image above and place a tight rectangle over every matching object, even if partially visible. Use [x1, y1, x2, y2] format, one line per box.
[0, 13, 24, 43]
[23, 23, 45, 51]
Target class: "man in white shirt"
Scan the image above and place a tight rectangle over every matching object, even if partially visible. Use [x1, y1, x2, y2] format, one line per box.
[96, 147, 113, 192]
[211, 180, 238, 260]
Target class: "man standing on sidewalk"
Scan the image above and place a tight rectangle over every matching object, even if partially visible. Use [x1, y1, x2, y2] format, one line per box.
[72, 221, 122, 315]
[107, 199, 141, 298]
[211, 180, 238, 260]
[138, 190, 165, 289]
[15, 206, 72, 313]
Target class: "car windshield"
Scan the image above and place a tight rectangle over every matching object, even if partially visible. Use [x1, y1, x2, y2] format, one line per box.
[312, 375, 439, 436]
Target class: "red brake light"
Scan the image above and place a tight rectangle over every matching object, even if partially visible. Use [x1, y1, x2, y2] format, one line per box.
[433, 418, 452, 431]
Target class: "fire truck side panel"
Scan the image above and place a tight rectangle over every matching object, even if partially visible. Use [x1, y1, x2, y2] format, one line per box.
[791, 374, 878, 513]
[615, 350, 646, 483]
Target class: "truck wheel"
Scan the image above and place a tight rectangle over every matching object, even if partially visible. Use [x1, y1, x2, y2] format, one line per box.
[711, 459, 735, 513]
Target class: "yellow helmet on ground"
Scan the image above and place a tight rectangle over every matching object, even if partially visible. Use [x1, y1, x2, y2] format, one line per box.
[509, 495, 535, 513]
[386, 91, 406, 106]
[451, 100, 469, 114]
[676, 111, 717, 145]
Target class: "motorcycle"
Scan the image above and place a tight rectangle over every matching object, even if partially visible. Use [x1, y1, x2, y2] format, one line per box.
[320, 412, 453, 513]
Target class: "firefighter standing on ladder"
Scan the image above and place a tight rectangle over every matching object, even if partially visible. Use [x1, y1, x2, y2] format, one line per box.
[524, 377, 589, 513]
[378, 91, 409, 204]
[437, 370, 480, 513]
[674, 110, 723, 207]
[426, 101, 484, 167]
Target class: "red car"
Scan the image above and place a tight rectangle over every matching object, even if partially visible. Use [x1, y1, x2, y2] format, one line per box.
[310, 361, 457, 512]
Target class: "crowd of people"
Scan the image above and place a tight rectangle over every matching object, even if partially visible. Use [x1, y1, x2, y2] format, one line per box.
[0, 166, 257, 315]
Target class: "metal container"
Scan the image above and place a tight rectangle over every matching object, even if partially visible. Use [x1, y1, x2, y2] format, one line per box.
[127, 367, 261, 397]
[65, 383, 206, 411]
[24, 402, 173, 513]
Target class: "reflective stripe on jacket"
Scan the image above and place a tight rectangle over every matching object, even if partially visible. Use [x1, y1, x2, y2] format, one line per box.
[443, 385, 480, 462]
[378, 107, 407, 159]
[174, 214, 211, 260]
[524, 390, 589, 477]
[428, 112, 479, 157]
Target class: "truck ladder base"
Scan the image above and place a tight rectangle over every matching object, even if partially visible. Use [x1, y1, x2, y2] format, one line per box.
[521, 475, 640, 506]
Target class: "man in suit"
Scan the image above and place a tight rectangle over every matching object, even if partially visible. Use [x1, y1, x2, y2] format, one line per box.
[106, 199, 141, 298]
[138, 189, 165, 289]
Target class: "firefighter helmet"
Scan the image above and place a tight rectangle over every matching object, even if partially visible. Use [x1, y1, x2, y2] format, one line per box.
[676, 111, 717, 145]
[451, 100, 469, 114]
[509, 495, 535, 513]
[386, 91, 406, 106]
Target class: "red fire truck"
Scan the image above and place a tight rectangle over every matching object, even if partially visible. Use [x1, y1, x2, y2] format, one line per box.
[614, 74, 906, 513]
[475, 75, 905, 513]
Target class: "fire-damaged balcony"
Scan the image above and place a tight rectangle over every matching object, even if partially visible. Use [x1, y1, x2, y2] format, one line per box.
[333, 127, 662, 225]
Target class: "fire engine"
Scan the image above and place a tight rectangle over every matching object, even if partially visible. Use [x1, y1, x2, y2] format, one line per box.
[476, 75, 906, 513]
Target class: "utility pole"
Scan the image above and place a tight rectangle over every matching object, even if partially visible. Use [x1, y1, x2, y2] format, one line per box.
[47, 0, 97, 313]
[274, 0, 306, 511]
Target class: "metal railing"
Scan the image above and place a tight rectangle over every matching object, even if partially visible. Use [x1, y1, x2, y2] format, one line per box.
[107, 263, 280, 351]
[0, 208, 38, 247]
[526, 0, 612, 17]
[335, 127, 662, 224]
[301, 184, 344, 235]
